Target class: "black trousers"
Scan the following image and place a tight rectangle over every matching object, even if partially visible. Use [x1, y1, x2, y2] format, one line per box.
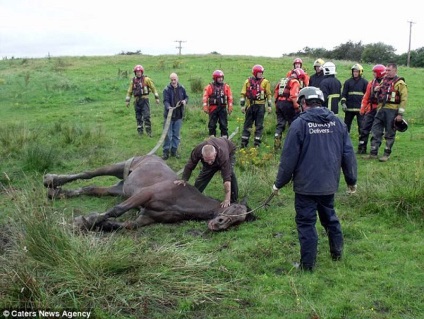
[194, 156, 238, 203]
[134, 98, 151, 133]
[294, 193, 343, 268]
[344, 110, 363, 135]
[208, 107, 229, 137]
[241, 104, 266, 146]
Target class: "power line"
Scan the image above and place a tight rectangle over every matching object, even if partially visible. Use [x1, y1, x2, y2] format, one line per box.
[174, 40, 186, 55]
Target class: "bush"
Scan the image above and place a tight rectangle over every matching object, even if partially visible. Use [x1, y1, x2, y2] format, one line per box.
[189, 77, 203, 94]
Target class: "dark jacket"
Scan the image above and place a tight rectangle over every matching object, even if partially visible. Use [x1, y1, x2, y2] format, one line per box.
[319, 75, 342, 114]
[309, 72, 325, 88]
[182, 137, 236, 183]
[341, 77, 368, 112]
[163, 83, 189, 120]
[274, 107, 357, 195]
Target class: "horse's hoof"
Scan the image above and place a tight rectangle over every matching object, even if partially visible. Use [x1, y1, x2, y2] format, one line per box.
[47, 187, 63, 199]
[73, 215, 91, 231]
[74, 213, 105, 231]
[43, 174, 57, 188]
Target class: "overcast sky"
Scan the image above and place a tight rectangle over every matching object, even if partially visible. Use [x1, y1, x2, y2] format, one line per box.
[1, 0, 422, 59]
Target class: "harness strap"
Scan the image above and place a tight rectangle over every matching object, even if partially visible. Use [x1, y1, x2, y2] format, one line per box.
[123, 157, 135, 180]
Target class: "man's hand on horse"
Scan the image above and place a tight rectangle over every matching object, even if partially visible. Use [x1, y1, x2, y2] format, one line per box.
[174, 180, 186, 186]
[220, 199, 231, 208]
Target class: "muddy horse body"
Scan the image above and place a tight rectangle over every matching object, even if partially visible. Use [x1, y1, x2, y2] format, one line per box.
[43, 155, 253, 231]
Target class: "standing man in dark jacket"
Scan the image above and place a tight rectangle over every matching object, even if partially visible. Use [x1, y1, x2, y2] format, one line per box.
[272, 87, 357, 272]
[319, 62, 342, 114]
[162, 73, 189, 160]
[175, 137, 238, 207]
[341, 64, 368, 134]
[309, 58, 325, 87]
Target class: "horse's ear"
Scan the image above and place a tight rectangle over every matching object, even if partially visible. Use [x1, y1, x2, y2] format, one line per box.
[238, 196, 256, 222]
[239, 196, 248, 207]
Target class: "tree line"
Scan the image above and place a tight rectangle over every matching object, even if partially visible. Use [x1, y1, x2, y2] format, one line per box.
[287, 41, 424, 67]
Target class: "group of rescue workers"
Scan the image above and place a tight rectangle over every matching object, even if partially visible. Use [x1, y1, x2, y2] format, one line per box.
[123, 59, 408, 272]
[125, 59, 408, 162]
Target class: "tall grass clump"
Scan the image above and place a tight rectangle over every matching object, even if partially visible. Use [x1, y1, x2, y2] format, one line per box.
[188, 77, 203, 94]
[0, 124, 39, 158]
[22, 144, 56, 173]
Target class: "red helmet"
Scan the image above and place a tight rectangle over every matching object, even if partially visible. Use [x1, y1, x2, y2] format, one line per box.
[252, 64, 264, 77]
[212, 70, 224, 81]
[292, 68, 306, 80]
[293, 58, 303, 67]
[372, 64, 386, 78]
[133, 65, 144, 74]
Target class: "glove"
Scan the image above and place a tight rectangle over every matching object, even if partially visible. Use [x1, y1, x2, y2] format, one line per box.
[347, 184, 357, 195]
[342, 103, 347, 112]
[241, 107, 246, 114]
[240, 99, 245, 107]
[272, 184, 280, 195]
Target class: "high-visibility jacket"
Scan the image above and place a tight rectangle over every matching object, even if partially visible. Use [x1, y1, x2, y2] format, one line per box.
[360, 78, 383, 115]
[340, 76, 368, 112]
[285, 69, 310, 88]
[240, 76, 272, 107]
[274, 77, 301, 110]
[126, 75, 159, 101]
[202, 82, 233, 113]
[377, 76, 408, 111]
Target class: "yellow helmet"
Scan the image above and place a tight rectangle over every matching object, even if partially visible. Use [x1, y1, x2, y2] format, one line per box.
[351, 63, 364, 76]
[313, 58, 325, 68]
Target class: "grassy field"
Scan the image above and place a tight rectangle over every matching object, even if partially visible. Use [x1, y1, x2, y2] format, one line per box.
[0, 54, 423, 319]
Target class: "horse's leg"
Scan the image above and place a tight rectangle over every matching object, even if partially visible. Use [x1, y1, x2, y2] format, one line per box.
[96, 213, 156, 231]
[74, 190, 153, 230]
[89, 215, 152, 232]
[48, 181, 124, 199]
[43, 160, 128, 188]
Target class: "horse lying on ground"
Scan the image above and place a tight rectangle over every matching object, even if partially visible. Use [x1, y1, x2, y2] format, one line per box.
[43, 155, 255, 231]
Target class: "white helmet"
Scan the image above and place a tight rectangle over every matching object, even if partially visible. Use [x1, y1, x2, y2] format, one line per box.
[297, 86, 325, 104]
[323, 62, 337, 75]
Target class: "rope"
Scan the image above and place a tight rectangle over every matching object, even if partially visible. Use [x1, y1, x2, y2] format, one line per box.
[219, 192, 275, 217]
[147, 102, 182, 156]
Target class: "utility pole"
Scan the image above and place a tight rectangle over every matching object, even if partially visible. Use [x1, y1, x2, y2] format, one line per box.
[174, 40, 186, 55]
[407, 20, 415, 67]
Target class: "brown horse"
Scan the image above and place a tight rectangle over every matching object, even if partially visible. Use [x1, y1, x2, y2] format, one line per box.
[43, 155, 254, 231]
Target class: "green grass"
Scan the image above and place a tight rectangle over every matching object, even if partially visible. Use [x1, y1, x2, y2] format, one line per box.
[0, 54, 423, 319]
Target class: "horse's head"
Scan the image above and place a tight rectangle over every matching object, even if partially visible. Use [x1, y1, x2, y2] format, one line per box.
[207, 202, 256, 231]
